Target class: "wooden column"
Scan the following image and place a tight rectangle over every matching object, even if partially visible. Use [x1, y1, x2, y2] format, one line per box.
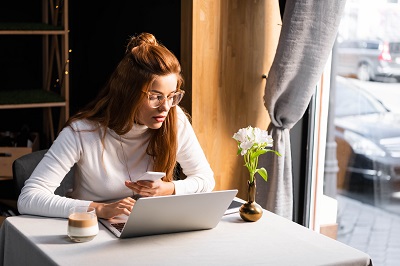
[181, 0, 281, 199]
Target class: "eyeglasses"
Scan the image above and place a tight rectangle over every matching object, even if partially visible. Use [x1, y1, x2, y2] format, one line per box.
[145, 90, 185, 108]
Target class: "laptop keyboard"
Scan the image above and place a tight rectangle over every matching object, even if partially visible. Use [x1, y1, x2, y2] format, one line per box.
[111, 222, 126, 233]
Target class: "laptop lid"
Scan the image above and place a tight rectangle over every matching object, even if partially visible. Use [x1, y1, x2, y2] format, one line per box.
[100, 189, 238, 238]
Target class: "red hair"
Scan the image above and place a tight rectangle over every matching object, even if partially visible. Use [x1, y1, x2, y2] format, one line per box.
[65, 33, 184, 181]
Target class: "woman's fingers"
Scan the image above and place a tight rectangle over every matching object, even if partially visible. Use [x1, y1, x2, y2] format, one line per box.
[124, 179, 174, 197]
[101, 197, 136, 218]
[116, 197, 135, 211]
[125, 180, 158, 195]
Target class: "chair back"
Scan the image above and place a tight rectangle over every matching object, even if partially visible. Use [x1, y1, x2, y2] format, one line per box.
[12, 149, 75, 198]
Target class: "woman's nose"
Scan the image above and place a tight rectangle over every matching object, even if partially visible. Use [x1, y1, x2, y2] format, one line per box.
[158, 99, 171, 111]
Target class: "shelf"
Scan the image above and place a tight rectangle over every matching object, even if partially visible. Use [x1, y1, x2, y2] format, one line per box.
[0, 0, 69, 144]
[0, 90, 66, 109]
[0, 23, 65, 35]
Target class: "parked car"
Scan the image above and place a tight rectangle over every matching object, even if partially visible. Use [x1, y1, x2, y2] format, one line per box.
[334, 76, 400, 204]
[336, 39, 400, 82]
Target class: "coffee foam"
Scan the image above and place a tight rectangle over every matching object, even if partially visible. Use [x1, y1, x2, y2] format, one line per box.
[68, 212, 98, 228]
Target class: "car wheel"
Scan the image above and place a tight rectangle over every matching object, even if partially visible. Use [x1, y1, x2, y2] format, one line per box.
[357, 64, 371, 81]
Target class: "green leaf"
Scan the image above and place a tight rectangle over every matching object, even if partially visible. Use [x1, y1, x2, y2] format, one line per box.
[250, 149, 267, 160]
[257, 167, 268, 182]
[266, 149, 282, 157]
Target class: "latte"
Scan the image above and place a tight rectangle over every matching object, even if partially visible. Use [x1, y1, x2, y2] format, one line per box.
[68, 209, 99, 242]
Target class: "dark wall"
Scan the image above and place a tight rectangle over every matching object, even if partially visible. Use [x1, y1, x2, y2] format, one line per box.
[69, 0, 181, 115]
[0, 0, 181, 132]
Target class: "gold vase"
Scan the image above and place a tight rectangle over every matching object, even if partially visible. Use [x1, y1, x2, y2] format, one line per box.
[239, 179, 263, 222]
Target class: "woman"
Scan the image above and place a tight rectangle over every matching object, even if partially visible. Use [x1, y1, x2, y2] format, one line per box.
[17, 33, 215, 219]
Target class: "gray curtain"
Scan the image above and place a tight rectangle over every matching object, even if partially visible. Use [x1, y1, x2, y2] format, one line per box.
[256, 0, 347, 220]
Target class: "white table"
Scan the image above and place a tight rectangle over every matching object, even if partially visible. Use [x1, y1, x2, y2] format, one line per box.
[0, 211, 371, 266]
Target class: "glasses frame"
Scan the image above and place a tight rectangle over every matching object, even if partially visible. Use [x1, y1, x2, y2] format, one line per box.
[144, 90, 185, 109]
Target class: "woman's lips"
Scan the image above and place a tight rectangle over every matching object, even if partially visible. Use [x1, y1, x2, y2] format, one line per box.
[153, 116, 166, 122]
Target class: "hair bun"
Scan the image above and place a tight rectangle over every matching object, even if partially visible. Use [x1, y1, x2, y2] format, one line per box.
[126, 33, 158, 53]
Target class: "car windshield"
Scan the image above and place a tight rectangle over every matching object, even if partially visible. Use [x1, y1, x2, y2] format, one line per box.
[335, 77, 388, 117]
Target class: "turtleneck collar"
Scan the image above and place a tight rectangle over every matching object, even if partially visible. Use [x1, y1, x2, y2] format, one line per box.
[108, 123, 150, 140]
[124, 123, 149, 138]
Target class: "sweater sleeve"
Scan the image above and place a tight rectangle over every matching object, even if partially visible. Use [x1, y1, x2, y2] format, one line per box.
[172, 107, 215, 194]
[17, 124, 92, 218]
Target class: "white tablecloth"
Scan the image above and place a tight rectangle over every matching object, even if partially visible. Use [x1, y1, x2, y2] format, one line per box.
[0, 211, 371, 266]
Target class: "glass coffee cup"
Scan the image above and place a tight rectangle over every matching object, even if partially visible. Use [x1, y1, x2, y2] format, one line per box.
[68, 206, 99, 242]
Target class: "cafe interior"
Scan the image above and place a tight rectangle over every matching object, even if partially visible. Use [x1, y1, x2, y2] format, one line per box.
[0, 1, 374, 265]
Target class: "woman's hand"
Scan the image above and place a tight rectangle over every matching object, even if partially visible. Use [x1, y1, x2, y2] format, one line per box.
[125, 179, 175, 197]
[89, 197, 136, 219]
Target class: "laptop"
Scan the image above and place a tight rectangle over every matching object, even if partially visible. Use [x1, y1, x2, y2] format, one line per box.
[99, 189, 238, 238]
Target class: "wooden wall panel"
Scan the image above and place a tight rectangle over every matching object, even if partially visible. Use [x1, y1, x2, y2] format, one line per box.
[181, 0, 281, 199]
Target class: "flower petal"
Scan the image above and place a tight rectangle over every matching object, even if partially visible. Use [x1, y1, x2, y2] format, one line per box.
[240, 140, 253, 151]
[233, 128, 248, 142]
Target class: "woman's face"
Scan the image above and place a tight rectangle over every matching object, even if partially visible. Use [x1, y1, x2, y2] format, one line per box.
[137, 73, 178, 129]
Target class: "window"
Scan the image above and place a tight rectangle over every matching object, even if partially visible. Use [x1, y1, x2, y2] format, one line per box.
[323, 1, 400, 265]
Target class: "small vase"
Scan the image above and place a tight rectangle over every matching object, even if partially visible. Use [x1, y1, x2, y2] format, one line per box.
[239, 179, 263, 222]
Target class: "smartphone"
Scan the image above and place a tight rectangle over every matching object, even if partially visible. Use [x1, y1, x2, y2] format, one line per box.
[136, 171, 165, 181]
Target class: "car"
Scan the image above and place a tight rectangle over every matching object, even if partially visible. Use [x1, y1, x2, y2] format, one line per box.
[334, 76, 400, 206]
[336, 39, 400, 82]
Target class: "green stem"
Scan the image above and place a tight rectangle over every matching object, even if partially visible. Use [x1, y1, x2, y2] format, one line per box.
[249, 171, 254, 183]
[244, 150, 261, 183]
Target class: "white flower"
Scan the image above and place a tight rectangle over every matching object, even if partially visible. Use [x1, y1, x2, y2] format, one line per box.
[232, 127, 249, 143]
[240, 140, 253, 155]
[265, 135, 273, 147]
[253, 127, 263, 143]
[233, 126, 273, 156]
[233, 126, 280, 183]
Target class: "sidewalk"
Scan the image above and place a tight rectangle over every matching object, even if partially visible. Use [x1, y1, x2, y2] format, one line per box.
[336, 195, 400, 266]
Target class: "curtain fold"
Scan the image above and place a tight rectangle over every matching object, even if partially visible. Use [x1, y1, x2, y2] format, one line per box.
[256, 0, 347, 220]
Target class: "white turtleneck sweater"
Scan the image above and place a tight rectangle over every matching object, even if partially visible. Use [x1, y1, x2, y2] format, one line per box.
[17, 107, 215, 218]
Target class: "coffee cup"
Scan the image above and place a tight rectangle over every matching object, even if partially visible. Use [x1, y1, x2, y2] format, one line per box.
[68, 206, 99, 243]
